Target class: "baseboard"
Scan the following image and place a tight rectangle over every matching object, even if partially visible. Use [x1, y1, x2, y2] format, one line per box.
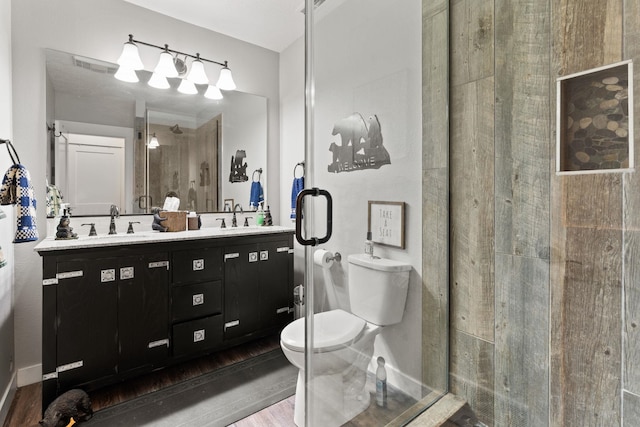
[17, 363, 41, 387]
[0, 372, 17, 426]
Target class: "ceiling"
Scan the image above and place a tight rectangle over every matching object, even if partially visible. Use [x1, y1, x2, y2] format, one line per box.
[122, 0, 343, 53]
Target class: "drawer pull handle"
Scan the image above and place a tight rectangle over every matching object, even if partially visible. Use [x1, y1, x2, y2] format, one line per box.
[42, 371, 58, 381]
[225, 320, 240, 330]
[57, 360, 83, 373]
[148, 339, 169, 348]
[149, 261, 169, 269]
[56, 270, 83, 280]
[276, 307, 289, 314]
[224, 253, 239, 261]
[192, 293, 204, 306]
[249, 252, 258, 263]
[193, 329, 205, 343]
[193, 259, 205, 271]
[276, 247, 290, 253]
[101, 269, 116, 282]
[120, 266, 134, 280]
[260, 250, 269, 261]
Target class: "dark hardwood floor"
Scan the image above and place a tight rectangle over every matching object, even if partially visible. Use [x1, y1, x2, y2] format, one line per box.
[3, 335, 283, 427]
[4, 335, 419, 427]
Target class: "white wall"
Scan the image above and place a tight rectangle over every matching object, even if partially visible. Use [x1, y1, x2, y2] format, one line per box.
[0, 0, 16, 421]
[11, 0, 280, 386]
[280, 0, 423, 397]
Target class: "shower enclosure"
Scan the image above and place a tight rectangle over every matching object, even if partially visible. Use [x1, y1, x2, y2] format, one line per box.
[295, 0, 450, 425]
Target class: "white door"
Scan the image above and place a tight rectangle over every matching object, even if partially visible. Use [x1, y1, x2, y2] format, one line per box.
[65, 134, 125, 216]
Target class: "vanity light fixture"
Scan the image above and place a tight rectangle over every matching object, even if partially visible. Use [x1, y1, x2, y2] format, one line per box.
[178, 79, 198, 95]
[186, 54, 208, 85]
[148, 133, 160, 149]
[115, 34, 235, 98]
[147, 72, 170, 89]
[204, 85, 224, 100]
[114, 66, 139, 83]
[154, 45, 179, 78]
[117, 39, 144, 70]
[216, 66, 237, 91]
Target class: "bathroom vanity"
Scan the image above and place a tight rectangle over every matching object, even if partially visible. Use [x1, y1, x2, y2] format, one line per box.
[35, 226, 295, 412]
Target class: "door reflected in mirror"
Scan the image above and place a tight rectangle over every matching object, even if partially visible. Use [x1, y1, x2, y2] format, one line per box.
[46, 49, 267, 216]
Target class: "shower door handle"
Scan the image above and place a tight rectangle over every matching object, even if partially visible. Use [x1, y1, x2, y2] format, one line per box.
[295, 187, 332, 246]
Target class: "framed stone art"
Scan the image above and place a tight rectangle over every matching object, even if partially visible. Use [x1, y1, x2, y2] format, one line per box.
[556, 60, 634, 174]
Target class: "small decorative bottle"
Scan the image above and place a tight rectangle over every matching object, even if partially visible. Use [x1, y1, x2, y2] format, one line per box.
[365, 231, 374, 258]
[376, 356, 387, 407]
[264, 205, 273, 226]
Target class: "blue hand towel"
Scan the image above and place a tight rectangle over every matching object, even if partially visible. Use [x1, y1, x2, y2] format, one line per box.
[290, 177, 304, 221]
[249, 181, 264, 209]
[0, 164, 39, 243]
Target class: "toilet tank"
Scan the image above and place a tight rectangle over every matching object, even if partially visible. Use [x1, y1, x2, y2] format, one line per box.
[347, 254, 411, 326]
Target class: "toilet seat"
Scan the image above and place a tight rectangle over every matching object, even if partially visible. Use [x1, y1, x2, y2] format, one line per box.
[281, 309, 366, 353]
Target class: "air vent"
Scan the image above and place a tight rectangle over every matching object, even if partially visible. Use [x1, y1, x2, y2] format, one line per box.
[72, 55, 118, 75]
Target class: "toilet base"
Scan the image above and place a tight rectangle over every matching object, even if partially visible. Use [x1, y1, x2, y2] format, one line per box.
[293, 369, 371, 427]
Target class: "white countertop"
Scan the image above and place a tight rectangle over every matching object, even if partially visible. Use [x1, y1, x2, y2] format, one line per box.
[34, 225, 295, 253]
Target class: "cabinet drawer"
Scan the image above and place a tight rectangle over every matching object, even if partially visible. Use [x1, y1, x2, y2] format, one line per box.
[172, 247, 222, 284]
[172, 315, 223, 357]
[171, 280, 222, 322]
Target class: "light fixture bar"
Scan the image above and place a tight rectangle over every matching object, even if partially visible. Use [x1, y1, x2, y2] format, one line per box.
[127, 34, 228, 68]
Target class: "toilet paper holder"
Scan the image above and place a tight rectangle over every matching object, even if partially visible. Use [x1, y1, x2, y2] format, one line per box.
[329, 252, 342, 262]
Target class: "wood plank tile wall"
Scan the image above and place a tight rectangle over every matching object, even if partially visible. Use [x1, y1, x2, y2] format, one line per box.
[447, 0, 640, 425]
[422, 0, 451, 395]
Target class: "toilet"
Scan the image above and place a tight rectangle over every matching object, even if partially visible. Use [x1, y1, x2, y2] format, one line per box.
[280, 252, 411, 426]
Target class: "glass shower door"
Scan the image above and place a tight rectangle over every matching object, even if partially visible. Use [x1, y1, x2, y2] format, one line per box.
[300, 0, 450, 425]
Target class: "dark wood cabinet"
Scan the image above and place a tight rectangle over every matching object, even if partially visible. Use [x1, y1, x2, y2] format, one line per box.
[224, 238, 293, 340]
[117, 253, 170, 373]
[38, 231, 293, 412]
[55, 257, 119, 390]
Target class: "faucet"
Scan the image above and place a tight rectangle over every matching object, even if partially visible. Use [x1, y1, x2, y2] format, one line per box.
[232, 204, 243, 227]
[109, 204, 120, 234]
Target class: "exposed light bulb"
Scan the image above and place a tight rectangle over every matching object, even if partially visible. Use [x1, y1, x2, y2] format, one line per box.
[114, 65, 139, 83]
[216, 66, 236, 91]
[178, 79, 198, 95]
[204, 85, 223, 100]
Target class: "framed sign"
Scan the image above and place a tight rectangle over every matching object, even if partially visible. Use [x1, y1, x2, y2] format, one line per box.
[368, 201, 405, 248]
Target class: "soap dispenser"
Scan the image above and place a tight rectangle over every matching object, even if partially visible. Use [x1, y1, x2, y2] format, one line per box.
[256, 203, 265, 226]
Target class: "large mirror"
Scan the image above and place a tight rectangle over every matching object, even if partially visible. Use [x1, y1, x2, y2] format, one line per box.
[45, 49, 267, 216]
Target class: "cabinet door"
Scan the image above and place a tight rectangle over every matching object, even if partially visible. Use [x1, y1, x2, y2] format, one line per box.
[56, 258, 118, 389]
[258, 240, 294, 329]
[118, 254, 170, 373]
[223, 244, 260, 339]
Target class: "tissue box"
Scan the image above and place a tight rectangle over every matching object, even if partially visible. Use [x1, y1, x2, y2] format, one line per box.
[160, 211, 187, 232]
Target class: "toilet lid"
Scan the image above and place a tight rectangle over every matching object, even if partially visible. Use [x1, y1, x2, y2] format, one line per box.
[281, 309, 366, 353]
